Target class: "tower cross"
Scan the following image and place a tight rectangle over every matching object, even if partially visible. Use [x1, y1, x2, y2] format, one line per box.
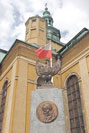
[45, 3, 48, 10]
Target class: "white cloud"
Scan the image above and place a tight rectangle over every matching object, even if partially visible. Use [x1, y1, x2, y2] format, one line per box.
[53, 2, 89, 42]
[0, 0, 89, 50]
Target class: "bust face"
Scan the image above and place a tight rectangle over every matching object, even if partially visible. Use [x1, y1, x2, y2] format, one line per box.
[42, 103, 52, 116]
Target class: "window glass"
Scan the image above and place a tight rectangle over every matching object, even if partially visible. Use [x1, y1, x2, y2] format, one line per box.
[67, 75, 85, 133]
[32, 19, 36, 22]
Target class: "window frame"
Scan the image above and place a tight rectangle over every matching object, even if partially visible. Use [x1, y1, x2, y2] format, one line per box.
[66, 75, 85, 133]
[0, 79, 8, 132]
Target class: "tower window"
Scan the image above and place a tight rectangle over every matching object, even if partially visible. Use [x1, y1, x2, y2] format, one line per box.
[66, 75, 85, 133]
[32, 19, 36, 22]
[53, 32, 57, 36]
[49, 20, 51, 24]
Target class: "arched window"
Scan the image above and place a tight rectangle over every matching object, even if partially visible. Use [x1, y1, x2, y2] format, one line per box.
[0, 79, 8, 133]
[66, 75, 85, 133]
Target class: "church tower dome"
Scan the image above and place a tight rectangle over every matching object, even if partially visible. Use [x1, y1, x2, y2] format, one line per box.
[43, 4, 61, 44]
[43, 5, 53, 26]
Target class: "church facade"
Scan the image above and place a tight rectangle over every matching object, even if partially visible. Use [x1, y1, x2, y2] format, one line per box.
[0, 7, 89, 133]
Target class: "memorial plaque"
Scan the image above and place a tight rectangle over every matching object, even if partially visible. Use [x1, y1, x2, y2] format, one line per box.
[36, 101, 58, 123]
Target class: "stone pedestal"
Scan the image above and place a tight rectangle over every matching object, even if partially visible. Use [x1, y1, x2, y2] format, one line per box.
[30, 88, 66, 133]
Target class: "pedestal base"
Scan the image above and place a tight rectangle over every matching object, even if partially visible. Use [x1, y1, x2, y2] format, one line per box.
[30, 88, 66, 133]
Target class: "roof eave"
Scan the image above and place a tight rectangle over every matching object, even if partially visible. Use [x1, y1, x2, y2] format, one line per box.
[0, 39, 57, 64]
[58, 28, 89, 56]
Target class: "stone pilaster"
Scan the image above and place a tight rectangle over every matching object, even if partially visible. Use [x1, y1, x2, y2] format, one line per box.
[3, 60, 17, 133]
[79, 57, 89, 132]
[13, 59, 27, 133]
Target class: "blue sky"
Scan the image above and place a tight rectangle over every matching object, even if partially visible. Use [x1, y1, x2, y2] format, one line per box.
[0, 0, 89, 50]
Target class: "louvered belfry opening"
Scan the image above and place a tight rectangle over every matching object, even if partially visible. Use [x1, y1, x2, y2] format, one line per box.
[67, 75, 85, 133]
[0, 80, 8, 133]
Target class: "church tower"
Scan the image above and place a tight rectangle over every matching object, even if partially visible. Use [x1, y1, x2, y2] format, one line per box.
[25, 15, 47, 46]
[43, 6, 61, 45]
[25, 6, 64, 52]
